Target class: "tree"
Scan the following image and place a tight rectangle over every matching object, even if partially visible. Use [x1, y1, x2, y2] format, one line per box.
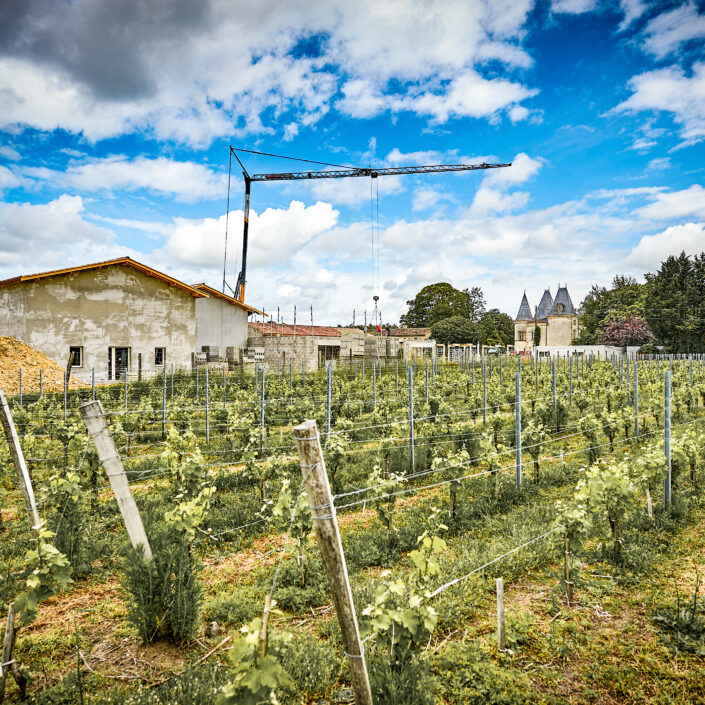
[400, 283, 485, 327]
[476, 309, 513, 347]
[430, 316, 478, 344]
[644, 252, 705, 353]
[574, 275, 646, 344]
[533, 325, 541, 346]
[598, 315, 654, 350]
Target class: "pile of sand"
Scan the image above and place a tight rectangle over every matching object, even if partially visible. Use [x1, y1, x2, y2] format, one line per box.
[0, 337, 87, 394]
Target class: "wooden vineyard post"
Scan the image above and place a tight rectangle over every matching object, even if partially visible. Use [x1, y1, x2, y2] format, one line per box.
[79, 400, 152, 560]
[1, 602, 27, 702]
[293, 420, 373, 705]
[0, 389, 40, 532]
[496, 578, 505, 651]
[482, 360, 487, 425]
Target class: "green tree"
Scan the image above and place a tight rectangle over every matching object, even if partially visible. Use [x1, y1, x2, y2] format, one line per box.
[644, 252, 705, 352]
[430, 316, 478, 344]
[476, 309, 513, 346]
[574, 275, 646, 344]
[400, 283, 485, 327]
[533, 325, 541, 346]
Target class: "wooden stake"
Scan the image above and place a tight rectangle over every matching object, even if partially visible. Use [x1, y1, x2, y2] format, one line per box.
[496, 578, 505, 651]
[294, 420, 373, 705]
[79, 400, 152, 560]
[0, 603, 27, 703]
[0, 389, 40, 531]
[564, 537, 573, 605]
[260, 594, 271, 658]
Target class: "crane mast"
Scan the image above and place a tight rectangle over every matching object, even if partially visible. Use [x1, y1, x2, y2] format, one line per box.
[227, 146, 511, 303]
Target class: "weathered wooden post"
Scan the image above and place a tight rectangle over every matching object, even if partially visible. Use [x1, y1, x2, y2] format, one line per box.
[293, 420, 373, 705]
[1, 602, 27, 702]
[0, 389, 40, 531]
[39, 369, 43, 398]
[633, 362, 639, 439]
[496, 578, 505, 651]
[79, 401, 152, 560]
[18, 369, 22, 407]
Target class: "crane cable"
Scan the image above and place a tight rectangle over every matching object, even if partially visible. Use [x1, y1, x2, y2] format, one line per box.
[370, 175, 382, 330]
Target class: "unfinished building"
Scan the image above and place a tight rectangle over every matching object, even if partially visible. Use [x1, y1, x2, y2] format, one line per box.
[0, 258, 207, 382]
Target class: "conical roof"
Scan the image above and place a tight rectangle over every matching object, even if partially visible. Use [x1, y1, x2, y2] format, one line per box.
[548, 286, 576, 316]
[515, 292, 532, 321]
[536, 289, 553, 320]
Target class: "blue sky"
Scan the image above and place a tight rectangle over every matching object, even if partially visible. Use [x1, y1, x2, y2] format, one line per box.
[1, 0, 704, 325]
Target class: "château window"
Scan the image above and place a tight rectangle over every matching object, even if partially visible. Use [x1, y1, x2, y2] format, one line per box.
[517, 331, 526, 341]
[155, 347, 166, 366]
[69, 346, 83, 367]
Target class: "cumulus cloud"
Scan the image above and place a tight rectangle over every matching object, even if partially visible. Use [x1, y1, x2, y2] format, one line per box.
[618, 0, 648, 31]
[611, 62, 705, 146]
[0, 0, 537, 144]
[0, 146, 20, 160]
[636, 184, 705, 220]
[552, 0, 599, 14]
[23, 156, 226, 202]
[155, 200, 339, 269]
[0, 195, 129, 273]
[641, 2, 705, 58]
[0, 166, 20, 195]
[626, 222, 705, 268]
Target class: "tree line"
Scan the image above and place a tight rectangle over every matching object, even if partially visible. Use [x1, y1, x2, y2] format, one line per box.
[399, 251, 705, 353]
[399, 282, 513, 347]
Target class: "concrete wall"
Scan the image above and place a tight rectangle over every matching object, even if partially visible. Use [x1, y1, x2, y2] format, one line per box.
[534, 345, 634, 358]
[195, 297, 248, 353]
[0, 265, 197, 382]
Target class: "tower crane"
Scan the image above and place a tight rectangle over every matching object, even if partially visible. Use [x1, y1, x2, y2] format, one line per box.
[223, 146, 512, 304]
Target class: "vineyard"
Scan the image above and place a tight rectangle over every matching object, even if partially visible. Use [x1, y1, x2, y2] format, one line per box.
[1, 354, 705, 704]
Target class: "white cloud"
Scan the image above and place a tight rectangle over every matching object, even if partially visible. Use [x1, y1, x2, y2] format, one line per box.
[469, 187, 529, 216]
[411, 186, 454, 212]
[626, 222, 705, 268]
[627, 137, 657, 151]
[23, 156, 226, 203]
[482, 152, 543, 187]
[0, 195, 129, 273]
[0, 146, 21, 161]
[155, 200, 339, 269]
[641, 3, 705, 58]
[611, 62, 705, 146]
[647, 157, 670, 171]
[396, 70, 537, 123]
[636, 184, 705, 220]
[552, 0, 599, 14]
[0, 0, 537, 145]
[310, 174, 405, 206]
[619, 0, 648, 31]
[0, 166, 20, 195]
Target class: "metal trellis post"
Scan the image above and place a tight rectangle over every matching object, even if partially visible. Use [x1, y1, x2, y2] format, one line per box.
[515, 372, 522, 490]
[664, 370, 672, 508]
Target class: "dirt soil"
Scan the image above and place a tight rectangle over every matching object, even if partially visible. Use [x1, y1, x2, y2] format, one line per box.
[0, 337, 87, 394]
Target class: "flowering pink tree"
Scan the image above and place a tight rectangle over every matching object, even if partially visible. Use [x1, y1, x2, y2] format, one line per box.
[599, 316, 654, 348]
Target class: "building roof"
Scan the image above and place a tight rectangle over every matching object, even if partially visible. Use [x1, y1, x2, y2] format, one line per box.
[536, 289, 554, 320]
[515, 292, 532, 321]
[0, 257, 208, 298]
[191, 283, 264, 314]
[547, 285, 577, 316]
[249, 322, 343, 338]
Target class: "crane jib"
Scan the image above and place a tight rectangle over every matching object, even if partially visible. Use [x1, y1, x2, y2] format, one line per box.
[251, 162, 512, 182]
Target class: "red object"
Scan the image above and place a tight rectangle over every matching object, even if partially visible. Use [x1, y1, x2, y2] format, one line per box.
[376, 325, 382, 333]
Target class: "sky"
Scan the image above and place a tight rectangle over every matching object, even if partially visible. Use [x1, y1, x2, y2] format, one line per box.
[1, 0, 704, 326]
